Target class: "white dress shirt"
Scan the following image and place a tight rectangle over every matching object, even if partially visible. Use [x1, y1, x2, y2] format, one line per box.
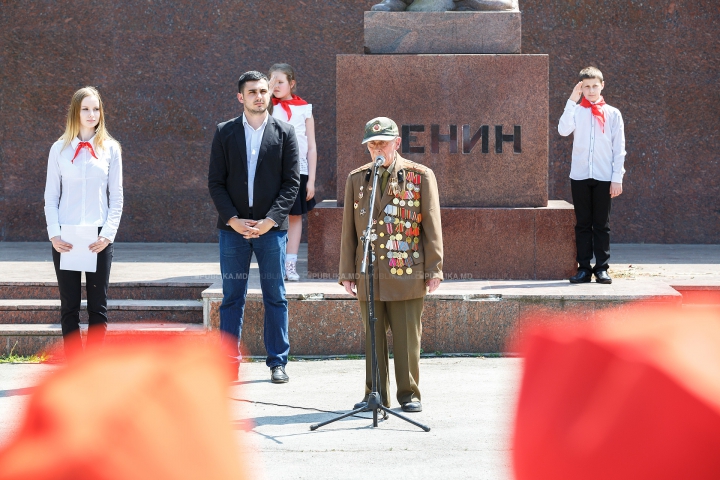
[271, 103, 312, 175]
[558, 99, 627, 183]
[242, 112, 269, 208]
[44, 135, 124, 242]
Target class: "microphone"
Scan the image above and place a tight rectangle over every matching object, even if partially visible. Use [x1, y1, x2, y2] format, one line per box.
[374, 155, 385, 167]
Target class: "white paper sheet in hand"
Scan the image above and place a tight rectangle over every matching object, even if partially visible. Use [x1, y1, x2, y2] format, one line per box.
[59, 225, 99, 272]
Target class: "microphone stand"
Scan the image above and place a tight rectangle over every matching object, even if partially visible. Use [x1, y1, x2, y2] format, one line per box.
[311, 156, 430, 433]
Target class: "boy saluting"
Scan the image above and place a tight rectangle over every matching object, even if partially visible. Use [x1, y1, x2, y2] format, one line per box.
[559, 67, 626, 284]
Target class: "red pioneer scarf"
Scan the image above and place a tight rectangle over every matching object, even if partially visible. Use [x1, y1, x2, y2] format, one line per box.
[271, 94, 308, 121]
[580, 96, 606, 133]
[71, 141, 98, 163]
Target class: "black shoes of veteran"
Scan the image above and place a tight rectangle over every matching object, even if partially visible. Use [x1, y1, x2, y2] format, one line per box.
[270, 365, 289, 383]
[353, 400, 423, 413]
[401, 401, 422, 413]
[569, 270, 612, 284]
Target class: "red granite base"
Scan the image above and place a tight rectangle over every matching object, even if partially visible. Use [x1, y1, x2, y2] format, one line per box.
[336, 54, 549, 208]
[308, 200, 576, 280]
[204, 292, 681, 356]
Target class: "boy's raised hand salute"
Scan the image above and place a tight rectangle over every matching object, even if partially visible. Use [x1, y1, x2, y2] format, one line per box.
[570, 81, 583, 103]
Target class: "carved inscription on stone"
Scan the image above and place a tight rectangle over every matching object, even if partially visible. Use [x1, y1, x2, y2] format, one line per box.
[401, 124, 521, 154]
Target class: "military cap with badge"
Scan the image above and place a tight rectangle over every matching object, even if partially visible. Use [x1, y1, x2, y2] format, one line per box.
[362, 117, 399, 144]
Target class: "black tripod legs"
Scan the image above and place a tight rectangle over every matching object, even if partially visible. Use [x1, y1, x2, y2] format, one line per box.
[309, 396, 430, 432]
[310, 392, 388, 431]
[309, 405, 370, 431]
[378, 406, 430, 432]
[309, 405, 429, 432]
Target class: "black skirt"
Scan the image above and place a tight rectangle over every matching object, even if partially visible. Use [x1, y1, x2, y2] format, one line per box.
[289, 174, 317, 215]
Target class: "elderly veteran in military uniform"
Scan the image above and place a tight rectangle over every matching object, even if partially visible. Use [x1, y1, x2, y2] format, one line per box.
[339, 117, 443, 413]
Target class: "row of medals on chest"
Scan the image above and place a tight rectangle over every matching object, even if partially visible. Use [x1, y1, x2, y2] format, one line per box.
[354, 172, 423, 276]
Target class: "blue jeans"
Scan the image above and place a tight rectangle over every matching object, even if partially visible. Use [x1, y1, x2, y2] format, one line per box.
[219, 228, 289, 368]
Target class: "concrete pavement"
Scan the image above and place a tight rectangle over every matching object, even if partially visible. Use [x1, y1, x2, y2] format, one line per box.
[0, 357, 522, 480]
[1, 243, 718, 478]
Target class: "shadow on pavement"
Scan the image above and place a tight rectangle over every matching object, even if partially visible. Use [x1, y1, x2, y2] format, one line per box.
[0, 387, 36, 398]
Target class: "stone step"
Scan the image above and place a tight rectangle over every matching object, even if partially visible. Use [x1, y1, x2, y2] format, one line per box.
[0, 282, 211, 301]
[308, 201, 577, 280]
[0, 323, 207, 356]
[203, 279, 685, 356]
[672, 286, 720, 305]
[0, 299, 203, 324]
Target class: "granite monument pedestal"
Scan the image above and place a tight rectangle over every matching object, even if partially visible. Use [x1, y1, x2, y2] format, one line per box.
[308, 9, 576, 280]
[336, 53, 549, 208]
[308, 200, 576, 280]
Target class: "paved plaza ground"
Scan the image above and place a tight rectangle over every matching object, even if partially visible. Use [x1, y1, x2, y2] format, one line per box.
[1, 242, 719, 286]
[0, 243, 718, 478]
[1, 357, 521, 480]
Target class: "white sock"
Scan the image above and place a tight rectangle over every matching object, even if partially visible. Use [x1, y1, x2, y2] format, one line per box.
[286, 254, 298, 264]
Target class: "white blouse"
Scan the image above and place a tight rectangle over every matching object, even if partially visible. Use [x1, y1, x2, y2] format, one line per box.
[44, 135, 124, 242]
[558, 99, 626, 183]
[272, 103, 312, 175]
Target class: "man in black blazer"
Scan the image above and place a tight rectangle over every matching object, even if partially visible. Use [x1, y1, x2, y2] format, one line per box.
[208, 70, 300, 383]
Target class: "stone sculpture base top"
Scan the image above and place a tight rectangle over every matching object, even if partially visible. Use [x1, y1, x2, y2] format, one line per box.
[364, 11, 521, 54]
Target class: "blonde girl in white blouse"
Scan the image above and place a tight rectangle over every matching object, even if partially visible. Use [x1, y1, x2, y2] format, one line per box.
[44, 86, 123, 358]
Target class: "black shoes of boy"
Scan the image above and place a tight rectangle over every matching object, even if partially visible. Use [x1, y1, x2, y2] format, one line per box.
[595, 270, 612, 284]
[569, 270, 592, 283]
[270, 365, 289, 383]
[569, 270, 612, 284]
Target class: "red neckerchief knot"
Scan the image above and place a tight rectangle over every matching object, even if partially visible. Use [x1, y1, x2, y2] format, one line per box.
[71, 141, 98, 163]
[271, 94, 308, 121]
[580, 96, 606, 133]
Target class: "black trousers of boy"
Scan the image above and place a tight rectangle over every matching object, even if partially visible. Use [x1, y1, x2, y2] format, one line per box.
[51, 242, 113, 358]
[571, 178, 611, 273]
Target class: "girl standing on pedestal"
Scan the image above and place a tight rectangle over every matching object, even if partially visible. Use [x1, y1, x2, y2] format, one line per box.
[268, 63, 317, 281]
[44, 87, 124, 358]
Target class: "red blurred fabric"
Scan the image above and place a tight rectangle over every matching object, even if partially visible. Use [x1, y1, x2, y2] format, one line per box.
[0, 336, 249, 480]
[513, 302, 720, 480]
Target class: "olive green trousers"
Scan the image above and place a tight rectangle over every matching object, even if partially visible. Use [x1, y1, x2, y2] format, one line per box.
[359, 298, 424, 407]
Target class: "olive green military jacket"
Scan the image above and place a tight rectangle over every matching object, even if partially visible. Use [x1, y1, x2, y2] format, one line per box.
[338, 154, 443, 302]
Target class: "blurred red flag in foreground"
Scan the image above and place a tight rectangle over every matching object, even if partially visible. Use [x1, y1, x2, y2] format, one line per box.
[0, 336, 249, 480]
[512, 301, 720, 480]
